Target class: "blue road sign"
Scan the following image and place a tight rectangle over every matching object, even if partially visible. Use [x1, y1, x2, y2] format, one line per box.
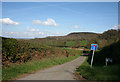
[91, 44, 98, 50]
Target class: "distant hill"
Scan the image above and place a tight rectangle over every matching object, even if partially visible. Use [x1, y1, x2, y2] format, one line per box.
[46, 29, 118, 41]
[99, 29, 118, 40]
[2, 29, 118, 41]
[68, 32, 97, 35]
[66, 32, 98, 39]
[46, 32, 99, 40]
[2, 29, 119, 49]
[44, 29, 118, 49]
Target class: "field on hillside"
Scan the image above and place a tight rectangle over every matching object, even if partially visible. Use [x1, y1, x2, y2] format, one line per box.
[2, 37, 84, 68]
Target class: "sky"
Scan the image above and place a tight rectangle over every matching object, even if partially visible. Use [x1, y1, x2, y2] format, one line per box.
[1, 2, 118, 39]
[2, 0, 120, 2]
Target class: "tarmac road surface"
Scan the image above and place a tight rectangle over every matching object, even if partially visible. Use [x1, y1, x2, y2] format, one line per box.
[18, 56, 86, 80]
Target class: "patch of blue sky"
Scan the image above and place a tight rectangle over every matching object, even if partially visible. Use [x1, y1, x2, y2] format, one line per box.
[1, 2, 118, 38]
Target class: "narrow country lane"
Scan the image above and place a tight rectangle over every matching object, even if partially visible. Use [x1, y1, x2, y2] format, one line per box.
[18, 56, 86, 80]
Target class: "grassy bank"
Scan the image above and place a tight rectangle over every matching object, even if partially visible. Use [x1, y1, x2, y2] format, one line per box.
[3, 52, 82, 80]
[76, 41, 120, 80]
[76, 57, 120, 80]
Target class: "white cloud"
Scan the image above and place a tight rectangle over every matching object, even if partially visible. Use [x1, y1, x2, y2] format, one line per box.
[3, 31, 45, 38]
[26, 26, 39, 32]
[74, 25, 78, 28]
[38, 32, 44, 35]
[10, 32, 14, 34]
[32, 18, 59, 26]
[26, 26, 30, 30]
[112, 25, 120, 29]
[55, 32, 60, 35]
[0, 18, 19, 25]
[4, 32, 19, 34]
[31, 29, 39, 32]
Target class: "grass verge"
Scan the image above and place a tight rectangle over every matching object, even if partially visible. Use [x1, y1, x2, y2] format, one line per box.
[76, 57, 120, 80]
[2, 53, 82, 80]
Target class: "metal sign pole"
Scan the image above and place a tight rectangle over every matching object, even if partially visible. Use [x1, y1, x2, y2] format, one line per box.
[90, 47, 95, 68]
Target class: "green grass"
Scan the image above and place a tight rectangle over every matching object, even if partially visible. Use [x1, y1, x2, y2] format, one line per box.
[66, 41, 76, 47]
[65, 40, 88, 47]
[77, 57, 120, 80]
[2, 53, 82, 80]
[79, 40, 88, 46]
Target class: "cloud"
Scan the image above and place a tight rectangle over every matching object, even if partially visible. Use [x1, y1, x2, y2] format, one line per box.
[26, 26, 30, 30]
[26, 26, 39, 32]
[112, 25, 120, 29]
[37, 32, 44, 35]
[3, 31, 45, 38]
[4, 32, 19, 34]
[31, 29, 39, 32]
[32, 18, 59, 26]
[0, 18, 19, 25]
[74, 25, 78, 28]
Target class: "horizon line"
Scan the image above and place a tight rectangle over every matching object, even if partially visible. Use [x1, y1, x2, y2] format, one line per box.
[1, 29, 118, 39]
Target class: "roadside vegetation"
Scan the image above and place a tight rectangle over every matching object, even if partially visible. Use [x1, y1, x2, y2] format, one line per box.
[76, 41, 120, 80]
[3, 53, 81, 80]
[2, 37, 82, 80]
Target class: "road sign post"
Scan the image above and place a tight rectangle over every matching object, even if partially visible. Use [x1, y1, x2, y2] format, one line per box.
[90, 44, 98, 68]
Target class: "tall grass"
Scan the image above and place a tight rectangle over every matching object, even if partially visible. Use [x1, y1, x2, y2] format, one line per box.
[76, 41, 120, 80]
[77, 57, 120, 80]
